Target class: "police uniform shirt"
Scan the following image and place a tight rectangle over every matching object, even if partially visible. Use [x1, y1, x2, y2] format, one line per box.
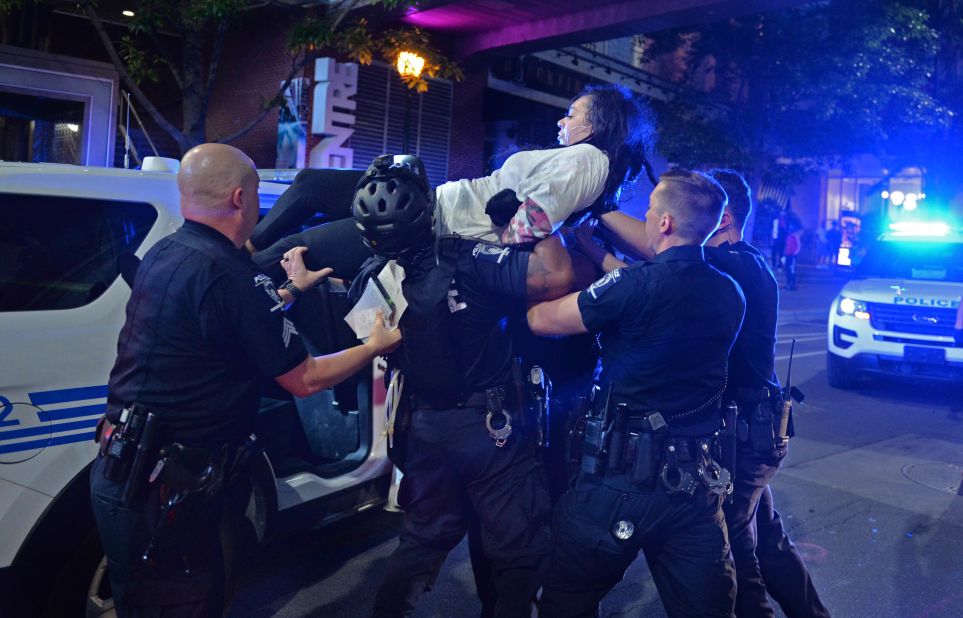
[706, 240, 780, 391]
[397, 238, 530, 402]
[450, 240, 530, 391]
[106, 221, 307, 445]
[577, 245, 746, 416]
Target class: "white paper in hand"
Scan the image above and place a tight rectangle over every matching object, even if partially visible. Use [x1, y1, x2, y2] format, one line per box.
[344, 261, 407, 340]
[377, 260, 407, 328]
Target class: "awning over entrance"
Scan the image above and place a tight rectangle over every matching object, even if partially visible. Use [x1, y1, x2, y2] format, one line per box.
[403, 0, 807, 59]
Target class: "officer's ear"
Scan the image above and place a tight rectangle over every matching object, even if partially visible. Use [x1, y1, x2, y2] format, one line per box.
[719, 209, 734, 229]
[230, 186, 245, 211]
[659, 211, 674, 235]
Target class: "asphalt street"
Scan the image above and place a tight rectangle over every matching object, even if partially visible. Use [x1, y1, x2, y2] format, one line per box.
[228, 314, 963, 618]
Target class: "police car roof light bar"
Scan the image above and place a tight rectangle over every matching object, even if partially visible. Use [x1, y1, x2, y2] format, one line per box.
[887, 221, 950, 237]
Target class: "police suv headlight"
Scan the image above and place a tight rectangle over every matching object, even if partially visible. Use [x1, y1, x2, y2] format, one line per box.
[837, 296, 870, 320]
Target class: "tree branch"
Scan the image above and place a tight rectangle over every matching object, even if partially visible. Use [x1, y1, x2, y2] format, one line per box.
[330, 0, 362, 32]
[82, 1, 190, 152]
[218, 52, 314, 145]
[200, 20, 228, 126]
[146, 29, 185, 90]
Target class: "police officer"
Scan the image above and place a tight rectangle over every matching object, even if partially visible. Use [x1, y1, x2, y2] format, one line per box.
[705, 169, 830, 618]
[528, 169, 745, 618]
[90, 143, 400, 618]
[348, 156, 575, 618]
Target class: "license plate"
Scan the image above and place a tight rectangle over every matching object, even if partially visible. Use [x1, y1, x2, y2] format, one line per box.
[904, 346, 946, 365]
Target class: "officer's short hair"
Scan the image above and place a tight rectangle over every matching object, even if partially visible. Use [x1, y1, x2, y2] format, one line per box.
[655, 169, 728, 243]
[708, 169, 751, 233]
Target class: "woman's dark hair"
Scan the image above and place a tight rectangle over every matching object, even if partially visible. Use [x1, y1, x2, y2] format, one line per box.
[575, 83, 658, 212]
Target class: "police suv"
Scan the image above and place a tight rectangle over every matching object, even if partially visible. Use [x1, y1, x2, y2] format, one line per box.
[827, 221, 963, 388]
[0, 159, 393, 616]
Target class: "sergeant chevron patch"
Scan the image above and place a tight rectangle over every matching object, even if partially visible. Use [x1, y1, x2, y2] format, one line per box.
[282, 317, 298, 348]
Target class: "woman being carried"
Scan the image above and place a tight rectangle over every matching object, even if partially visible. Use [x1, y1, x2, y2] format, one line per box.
[250, 82, 657, 280]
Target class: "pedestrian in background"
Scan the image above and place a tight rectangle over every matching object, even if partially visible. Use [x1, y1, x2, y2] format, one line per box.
[784, 224, 802, 291]
[816, 221, 829, 268]
[825, 221, 842, 268]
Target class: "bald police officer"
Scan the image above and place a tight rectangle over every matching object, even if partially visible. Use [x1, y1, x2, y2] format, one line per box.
[90, 144, 400, 618]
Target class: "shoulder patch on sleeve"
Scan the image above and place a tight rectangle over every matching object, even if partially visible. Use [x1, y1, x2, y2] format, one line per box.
[586, 268, 623, 299]
[254, 273, 284, 312]
[472, 242, 513, 264]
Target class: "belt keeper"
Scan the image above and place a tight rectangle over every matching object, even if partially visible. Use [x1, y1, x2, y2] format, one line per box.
[641, 412, 667, 433]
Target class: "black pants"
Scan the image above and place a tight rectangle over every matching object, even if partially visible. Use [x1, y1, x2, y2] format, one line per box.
[784, 254, 798, 290]
[724, 438, 830, 618]
[539, 471, 736, 618]
[249, 168, 371, 282]
[723, 442, 786, 617]
[249, 168, 365, 251]
[252, 216, 372, 283]
[89, 456, 224, 618]
[757, 486, 831, 617]
[373, 407, 552, 618]
[469, 377, 596, 618]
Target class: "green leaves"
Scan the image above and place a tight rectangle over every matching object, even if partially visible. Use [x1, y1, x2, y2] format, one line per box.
[120, 34, 159, 84]
[377, 26, 463, 91]
[643, 0, 957, 185]
[288, 14, 462, 93]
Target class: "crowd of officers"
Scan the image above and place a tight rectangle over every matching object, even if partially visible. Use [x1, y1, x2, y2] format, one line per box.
[91, 143, 831, 618]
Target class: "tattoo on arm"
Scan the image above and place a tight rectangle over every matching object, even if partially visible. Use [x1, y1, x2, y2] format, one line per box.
[526, 251, 553, 299]
[525, 235, 572, 301]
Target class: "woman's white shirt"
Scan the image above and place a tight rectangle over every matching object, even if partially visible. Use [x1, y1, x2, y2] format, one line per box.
[434, 143, 609, 241]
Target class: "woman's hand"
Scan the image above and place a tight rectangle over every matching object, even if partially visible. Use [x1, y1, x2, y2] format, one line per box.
[366, 312, 402, 355]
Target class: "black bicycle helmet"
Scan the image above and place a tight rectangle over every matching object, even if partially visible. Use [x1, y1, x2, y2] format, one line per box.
[353, 155, 433, 257]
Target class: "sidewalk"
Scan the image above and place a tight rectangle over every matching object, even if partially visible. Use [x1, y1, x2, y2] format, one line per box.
[769, 262, 850, 323]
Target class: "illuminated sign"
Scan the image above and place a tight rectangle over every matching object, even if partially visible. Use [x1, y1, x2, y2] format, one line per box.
[310, 58, 358, 169]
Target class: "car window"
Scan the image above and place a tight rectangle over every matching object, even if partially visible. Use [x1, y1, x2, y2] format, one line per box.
[856, 240, 963, 282]
[0, 192, 157, 312]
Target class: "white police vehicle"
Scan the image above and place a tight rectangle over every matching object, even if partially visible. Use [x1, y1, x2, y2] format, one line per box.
[0, 159, 392, 616]
[827, 221, 963, 388]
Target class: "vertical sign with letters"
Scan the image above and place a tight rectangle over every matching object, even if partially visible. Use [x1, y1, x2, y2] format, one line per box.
[310, 57, 358, 169]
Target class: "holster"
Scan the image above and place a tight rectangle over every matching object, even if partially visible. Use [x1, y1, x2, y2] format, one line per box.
[566, 395, 590, 480]
[100, 404, 162, 508]
[142, 443, 230, 574]
[734, 387, 787, 453]
[526, 365, 551, 448]
[580, 416, 608, 475]
[720, 402, 738, 487]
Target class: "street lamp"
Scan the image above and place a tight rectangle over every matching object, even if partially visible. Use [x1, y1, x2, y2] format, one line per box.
[396, 51, 425, 154]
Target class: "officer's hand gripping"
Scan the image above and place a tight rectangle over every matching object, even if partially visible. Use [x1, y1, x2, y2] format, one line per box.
[367, 312, 402, 355]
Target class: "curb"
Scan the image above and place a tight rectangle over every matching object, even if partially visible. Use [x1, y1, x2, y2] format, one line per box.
[779, 309, 827, 323]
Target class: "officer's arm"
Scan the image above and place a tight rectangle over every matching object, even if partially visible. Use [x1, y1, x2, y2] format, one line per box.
[526, 235, 575, 301]
[598, 211, 653, 260]
[527, 291, 588, 335]
[275, 314, 400, 398]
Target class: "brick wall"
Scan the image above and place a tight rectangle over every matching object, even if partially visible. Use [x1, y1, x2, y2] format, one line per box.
[206, 8, 300, 168]
[447, 67, 487, 181]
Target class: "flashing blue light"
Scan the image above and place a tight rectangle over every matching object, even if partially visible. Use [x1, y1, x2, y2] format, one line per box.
[887, 221, 949, 237]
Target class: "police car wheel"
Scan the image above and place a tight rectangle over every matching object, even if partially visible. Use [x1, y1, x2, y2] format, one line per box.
[85, 555, 116, 618]
[827, 352, 858, 390]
